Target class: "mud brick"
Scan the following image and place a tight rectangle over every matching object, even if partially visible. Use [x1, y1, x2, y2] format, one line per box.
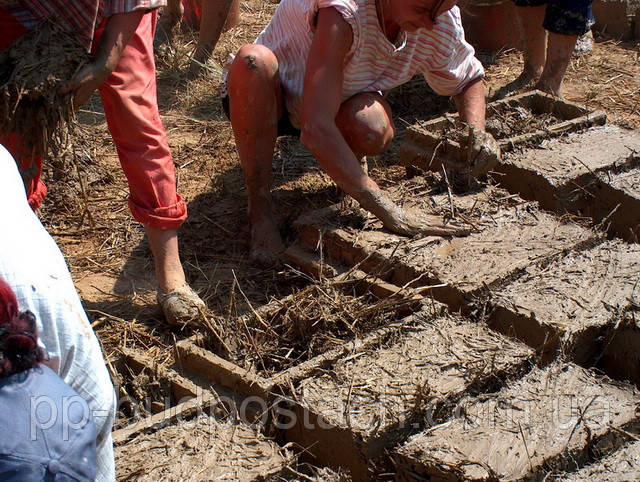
[399, 91, 605, 173]
[591, 167, 640, 241]
[561, 441, 640, 481]
[598, 308, 640, 387]
[487, 240, 640, 364]
[295, 185, 597, 310]
[283, 309, 534, 479]
[496, 125, 640, 214]
[394, 362, 640, 481]
[116, 412, 291, 480]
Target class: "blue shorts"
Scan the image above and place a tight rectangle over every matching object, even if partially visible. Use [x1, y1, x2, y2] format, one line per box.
[512, 0, 594, 36]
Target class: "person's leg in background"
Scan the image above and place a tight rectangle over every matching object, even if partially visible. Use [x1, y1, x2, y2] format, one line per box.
[515, 2, 547, 87]
[154, 0, 184, 46]
[190, 0, 238, 75]
[535, 0, 594, 96]
[98, 11, 206, 325]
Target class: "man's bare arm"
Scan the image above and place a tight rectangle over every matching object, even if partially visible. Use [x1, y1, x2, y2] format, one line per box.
[59, 10, 145, 108]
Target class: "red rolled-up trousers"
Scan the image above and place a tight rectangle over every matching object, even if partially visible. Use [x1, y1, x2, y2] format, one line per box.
[0, 7, 187, 229]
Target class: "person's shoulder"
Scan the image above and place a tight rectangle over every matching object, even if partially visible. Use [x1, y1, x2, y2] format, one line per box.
[317, 0, 360, 17]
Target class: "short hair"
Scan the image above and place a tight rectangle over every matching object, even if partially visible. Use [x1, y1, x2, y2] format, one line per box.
[0, 278, 44, 377]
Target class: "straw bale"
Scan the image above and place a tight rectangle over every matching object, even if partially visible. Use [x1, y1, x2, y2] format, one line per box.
[0, 21, 90, 158]
[394, 362, 640, 481]
[560, 441, 640, 481]
[116, 414, 290, 480]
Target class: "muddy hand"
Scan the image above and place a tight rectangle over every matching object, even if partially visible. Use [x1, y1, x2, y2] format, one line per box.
[58, 63, 111, 110]
[358, 187, 470, 238]
[387, 211, 470, 238]
[466, 125, 500, 177]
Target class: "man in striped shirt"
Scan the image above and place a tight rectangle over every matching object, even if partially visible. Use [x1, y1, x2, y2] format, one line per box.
[226, 0, 498, 263]
[0, 1, 207, 328]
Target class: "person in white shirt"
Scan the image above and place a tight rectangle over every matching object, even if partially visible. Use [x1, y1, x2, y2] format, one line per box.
[225, 0, 499, 263]
[0, 144, 116, 482]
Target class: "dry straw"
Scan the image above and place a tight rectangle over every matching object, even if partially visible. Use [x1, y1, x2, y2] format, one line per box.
[0, 21, 90, 159]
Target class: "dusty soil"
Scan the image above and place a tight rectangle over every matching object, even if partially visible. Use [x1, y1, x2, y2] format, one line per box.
[21, 1, 640, 478]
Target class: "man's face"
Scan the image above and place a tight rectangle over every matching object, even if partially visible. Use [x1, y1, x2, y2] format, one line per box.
[391, 0, 458, 32]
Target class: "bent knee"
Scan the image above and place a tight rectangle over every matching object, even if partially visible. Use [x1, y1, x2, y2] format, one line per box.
[230, 44, 278, 78]
[337, 98, 395, 156]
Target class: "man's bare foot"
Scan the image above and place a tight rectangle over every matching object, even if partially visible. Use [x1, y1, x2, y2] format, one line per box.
[157, 285, 208, 327]
[533, 80, 562, 98]
[188, 44, 215, 77]
[491, 70, 540, 101]
[249, 215, 285, 264]
[357, 187, 470, 237]
[146, 227, 208, 326]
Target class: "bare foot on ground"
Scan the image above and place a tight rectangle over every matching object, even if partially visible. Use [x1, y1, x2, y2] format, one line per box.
[491, 70, 540, 101]
[249, 216, 285, 265]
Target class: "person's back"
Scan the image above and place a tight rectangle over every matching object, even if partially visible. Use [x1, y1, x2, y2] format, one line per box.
[0, 278, 97, 481]
[0, 366, 97, 481]
[0, 144, 115, 480]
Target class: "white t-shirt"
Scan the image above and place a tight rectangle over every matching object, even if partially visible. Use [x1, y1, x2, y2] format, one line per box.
[0, 145, 116, 482]
[255, 0, 484, 126]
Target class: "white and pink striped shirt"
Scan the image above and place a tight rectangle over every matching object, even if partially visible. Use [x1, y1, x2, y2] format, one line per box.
[254, 0, 484, 128]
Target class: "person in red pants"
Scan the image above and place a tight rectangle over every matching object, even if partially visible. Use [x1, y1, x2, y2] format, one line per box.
[0, 1, 206, 326]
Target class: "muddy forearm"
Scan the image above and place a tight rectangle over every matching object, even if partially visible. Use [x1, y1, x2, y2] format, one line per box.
[453, 77, 486, 131]
[356, 185, 407, 231]
[94, 10, 145, 73]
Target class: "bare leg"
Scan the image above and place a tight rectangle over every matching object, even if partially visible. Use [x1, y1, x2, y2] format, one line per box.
[191, 0, 235, 75]
[223, 0, 240, 31]
[155, 0, 184, 47]
[518, 5, 547, 83]
[493, 5, 546, 99]
[145, 227, 186, 293]
[329, 93, 467, 237]
[147, 227, 206, 325]
[535, 31, 578, 97]
[228, 44, 284, 263]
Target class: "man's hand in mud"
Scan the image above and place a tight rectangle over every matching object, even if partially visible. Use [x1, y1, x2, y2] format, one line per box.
[58, 62, 111, 110]
[384, 210, 471, 238]
[465, 125, 500, 177]
[357, 187, 470, 238]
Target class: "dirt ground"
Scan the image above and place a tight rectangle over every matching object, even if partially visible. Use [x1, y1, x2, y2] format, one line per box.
[29, 2, 640, 478]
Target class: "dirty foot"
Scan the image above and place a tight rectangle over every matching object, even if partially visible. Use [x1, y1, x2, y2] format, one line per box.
[249, 216, 285, 265]
[189, 46, 211, 76]
[491, 70, 539, 101]
[533, 80, 563, 98]
[157, 284, 207, 327]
